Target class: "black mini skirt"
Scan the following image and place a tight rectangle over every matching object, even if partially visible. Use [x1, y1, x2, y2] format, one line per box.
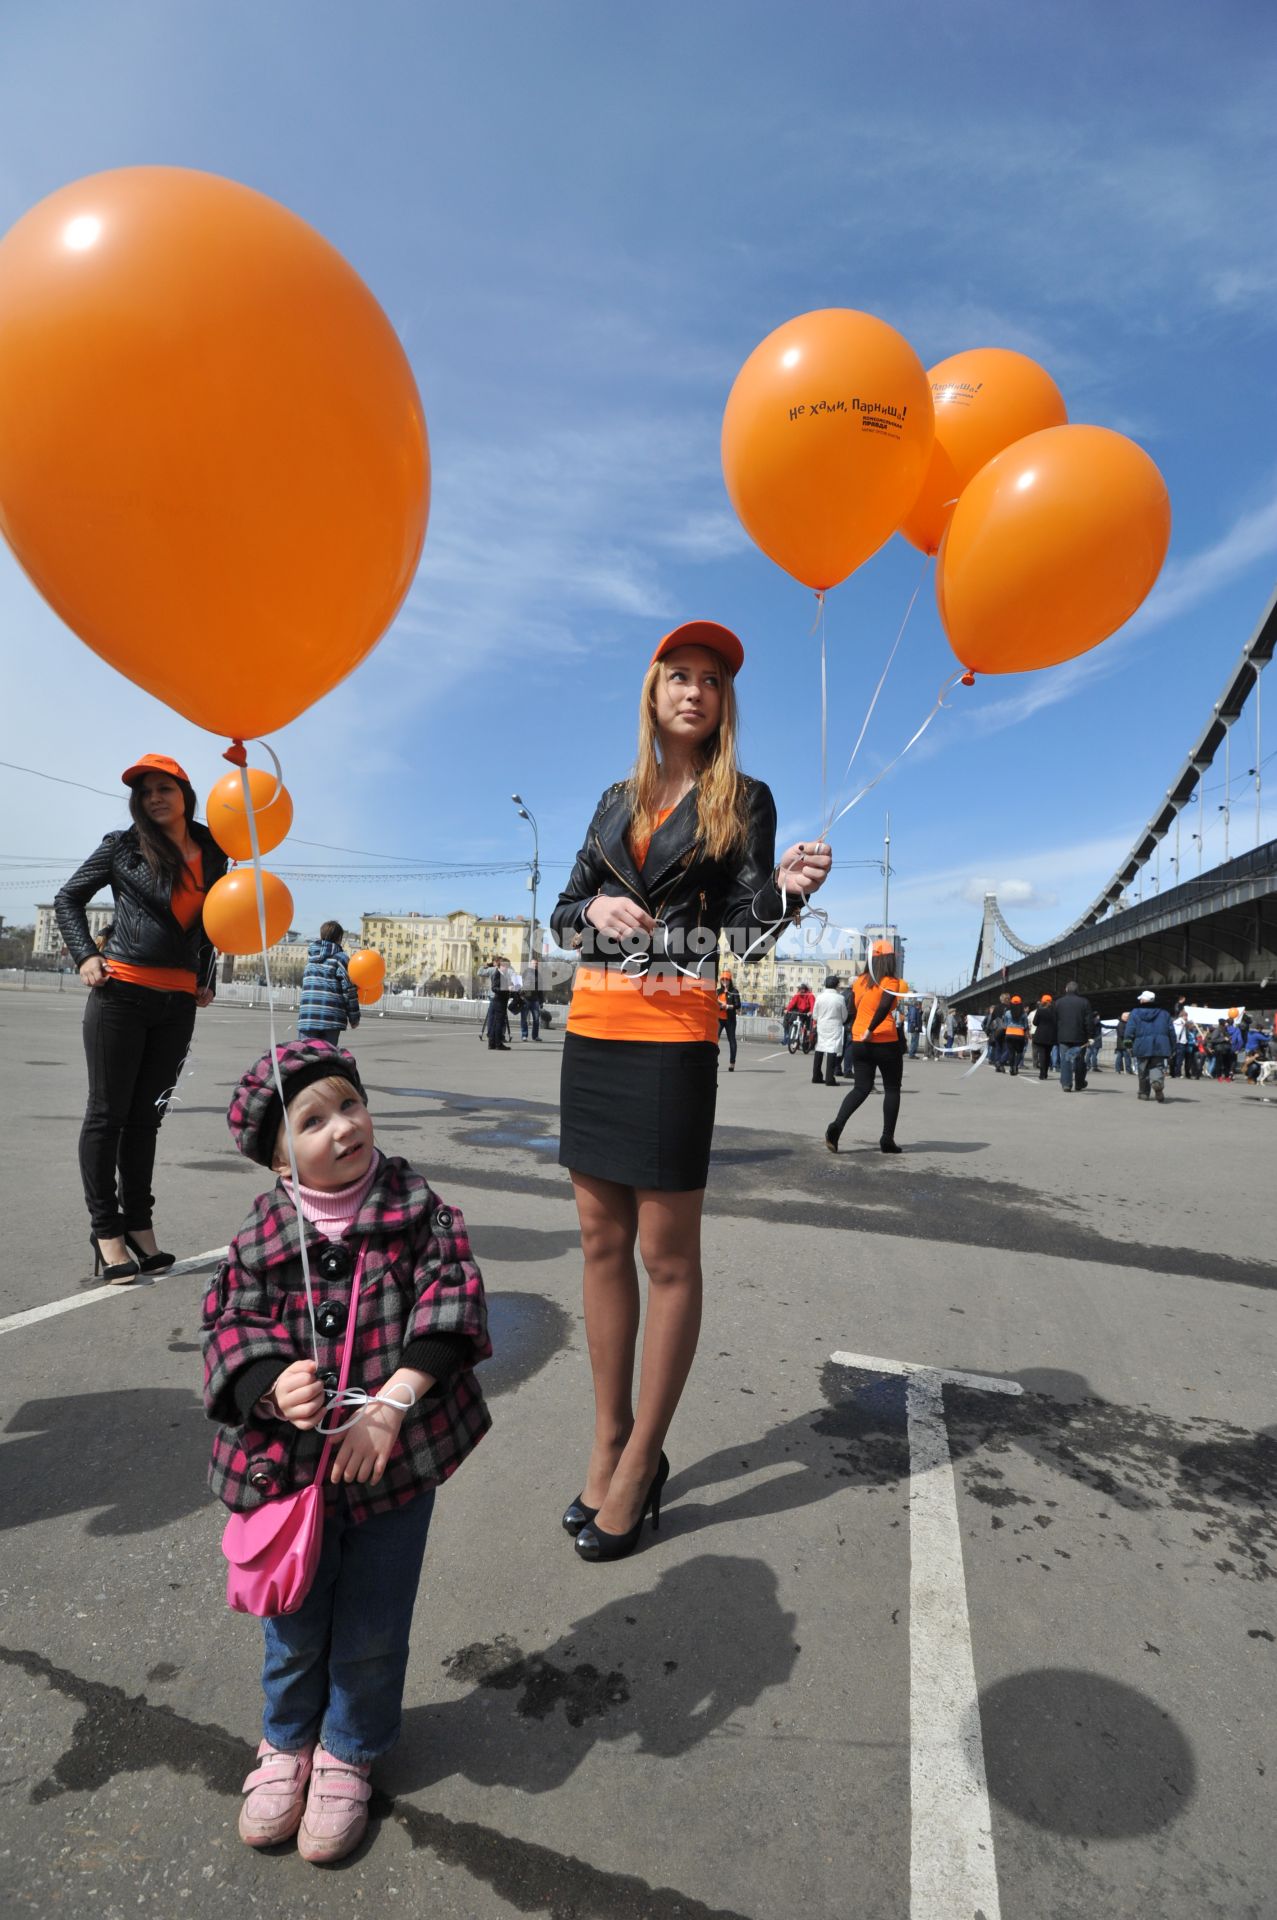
[558, 1032, 719, 1191]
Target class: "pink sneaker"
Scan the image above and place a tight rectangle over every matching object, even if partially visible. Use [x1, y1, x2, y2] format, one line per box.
[238, 1739, 313, 1848]
[296, 1746, 373, 1864]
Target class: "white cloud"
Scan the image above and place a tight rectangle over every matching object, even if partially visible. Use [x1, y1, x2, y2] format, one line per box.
[957, 877, 1058, 910]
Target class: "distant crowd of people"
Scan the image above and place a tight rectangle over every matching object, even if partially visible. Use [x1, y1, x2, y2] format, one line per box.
[980, 986, 1273, 1100]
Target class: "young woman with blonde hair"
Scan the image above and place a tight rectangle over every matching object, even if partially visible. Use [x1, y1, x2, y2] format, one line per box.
[551, 621, 831, 1560]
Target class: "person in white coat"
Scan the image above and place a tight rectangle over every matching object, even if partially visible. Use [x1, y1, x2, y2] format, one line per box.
[812, 976, 848, 1088]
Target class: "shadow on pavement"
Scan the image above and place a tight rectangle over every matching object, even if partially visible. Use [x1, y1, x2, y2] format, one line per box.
[978, 1667, 1196, 1836]
[390, 1554, 797, 1795]
[0, 1389, 209, 1535]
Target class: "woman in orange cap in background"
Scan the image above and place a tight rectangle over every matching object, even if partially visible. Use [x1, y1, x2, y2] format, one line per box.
[55, 755, 228, 1281]
[551, 622, 830, 1560]
[824, 936, 910, 1155]
[1031, 993, 1057, 1080]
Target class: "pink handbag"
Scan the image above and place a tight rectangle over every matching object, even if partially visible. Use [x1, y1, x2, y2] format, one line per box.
[222, 1251, 365, 1619]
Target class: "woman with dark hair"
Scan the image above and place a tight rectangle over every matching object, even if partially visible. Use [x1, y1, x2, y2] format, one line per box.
[551, 621, 831, 1561]
[55, 754, 227, 1282]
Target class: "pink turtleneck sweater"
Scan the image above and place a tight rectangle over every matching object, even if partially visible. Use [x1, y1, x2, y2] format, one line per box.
[288, 1150, 381, 1239]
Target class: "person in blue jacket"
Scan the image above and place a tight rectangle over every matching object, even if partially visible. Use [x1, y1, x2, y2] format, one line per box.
[297, 921, 362, 1045]
[1124, 991, 1175, 1104]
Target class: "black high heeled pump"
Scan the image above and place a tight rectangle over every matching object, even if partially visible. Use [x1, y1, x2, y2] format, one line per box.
[574, 1453, 670, 1563]
[561, 1495, 599, 1536]
[90, 1234, 140, 1285]
[123, 1232, 177, 1274]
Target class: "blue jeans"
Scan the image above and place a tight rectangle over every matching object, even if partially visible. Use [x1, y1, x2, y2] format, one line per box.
[1059, 1043, 1088, 1090]
[1115, 1048, 1133, 1073]
[261, 1488, 435, 1765]
[908, 1031, 920, 1057]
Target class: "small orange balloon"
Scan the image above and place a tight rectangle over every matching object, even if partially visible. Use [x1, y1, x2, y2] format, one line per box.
[205, 768, 294, 861]
[0, 167, 429, 739]
[203, 868, 294, 956]
[936, 425, 1171, 676]
[900, 347, 1068, 556]
[722, 309, 934, 590]
[347, 949, 386, 1005]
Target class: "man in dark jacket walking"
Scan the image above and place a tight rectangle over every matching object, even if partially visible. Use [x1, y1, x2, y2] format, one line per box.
[1053, 981, 1095, 1091]
[1125, 991, 1175, 1102]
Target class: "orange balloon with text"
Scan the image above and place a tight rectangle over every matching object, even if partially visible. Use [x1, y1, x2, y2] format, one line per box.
[205, 768, 294, 862]
[203, 870, 294, 956]
[0, 167, 429, 739]
[900, 347, 1067, 557]
[722, 308, 934, 591]
[936, 425, 1170, 676]
[348, 949, 387, 1005]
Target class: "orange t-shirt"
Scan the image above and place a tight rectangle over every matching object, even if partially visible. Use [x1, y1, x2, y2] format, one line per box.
[108, 857, 205, 995]
[568, 806, 717, 1043]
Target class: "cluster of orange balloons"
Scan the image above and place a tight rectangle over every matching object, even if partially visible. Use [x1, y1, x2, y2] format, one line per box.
[347, 949, 387, 1006]
[202, 764, 295, 955]
[721, 316, 1171, 679]
[198, 759, 389, 990]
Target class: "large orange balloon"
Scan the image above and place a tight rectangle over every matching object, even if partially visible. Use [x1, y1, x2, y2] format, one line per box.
[203, 869, 294, 956]
[936, 426, 1171, 676]
[0, 168, 429, 739]
[348, 948, 386, 1005]
[722, 309, 934, 590]
[901, 347, 1067, 556]
[205, 768, 294, 861]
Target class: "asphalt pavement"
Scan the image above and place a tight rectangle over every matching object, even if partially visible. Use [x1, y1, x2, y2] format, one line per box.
[1, 988, 1273, 1919]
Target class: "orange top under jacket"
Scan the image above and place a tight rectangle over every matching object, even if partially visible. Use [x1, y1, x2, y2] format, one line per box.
[567, 807, 717, 1044]
[108, 858, 205, 994]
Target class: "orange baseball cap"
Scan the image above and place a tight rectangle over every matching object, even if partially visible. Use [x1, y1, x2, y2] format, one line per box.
[650, 620, 744, 676]
[121, 753, 191, 787]
[871, 939, 897, 957]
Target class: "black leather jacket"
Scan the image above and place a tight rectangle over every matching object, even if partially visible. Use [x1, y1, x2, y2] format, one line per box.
[55, 823, 228, 992]
[551, 776, 799, 979]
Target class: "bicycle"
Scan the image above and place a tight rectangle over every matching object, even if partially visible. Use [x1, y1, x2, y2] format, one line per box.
[786, 1012, 815, 1056]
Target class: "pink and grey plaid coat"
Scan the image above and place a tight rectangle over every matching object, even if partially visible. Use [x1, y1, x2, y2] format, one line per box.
[201, 1154, 491, 1520]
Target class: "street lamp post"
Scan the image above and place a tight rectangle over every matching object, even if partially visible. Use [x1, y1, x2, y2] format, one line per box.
[511, 793, 540, 975]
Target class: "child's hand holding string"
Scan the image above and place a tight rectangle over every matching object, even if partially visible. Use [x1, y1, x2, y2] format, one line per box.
[331, 1367, 431, 1486]
[269, 1359, 325, 1430]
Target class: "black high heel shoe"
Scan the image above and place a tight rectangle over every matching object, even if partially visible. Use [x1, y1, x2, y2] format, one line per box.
[561, 1495, 599, 1536]
[123, 1232, 177, 1274]
[574, 1453, 670, 1563]
[90, 1234, 140, 1285]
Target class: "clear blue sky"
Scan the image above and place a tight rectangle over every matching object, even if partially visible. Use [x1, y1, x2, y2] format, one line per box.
[2, 1, 1274, 987]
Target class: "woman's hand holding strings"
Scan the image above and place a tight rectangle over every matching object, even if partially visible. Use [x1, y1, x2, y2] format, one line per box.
[584, 896, 655, 939]
[777, 842, 833, 896]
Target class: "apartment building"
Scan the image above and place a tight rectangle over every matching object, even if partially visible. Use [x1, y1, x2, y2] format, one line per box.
[230, 931, 312, 984]
[34, 900, 112, 957]
[358, 909, 532, 991]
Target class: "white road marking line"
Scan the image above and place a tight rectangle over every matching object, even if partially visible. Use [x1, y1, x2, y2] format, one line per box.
[0, 1246, 228, 1338]
[831, 1349, 1021, 1920]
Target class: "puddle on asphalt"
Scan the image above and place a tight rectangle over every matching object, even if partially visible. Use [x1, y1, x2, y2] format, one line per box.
[480, 1128, 559, 1152]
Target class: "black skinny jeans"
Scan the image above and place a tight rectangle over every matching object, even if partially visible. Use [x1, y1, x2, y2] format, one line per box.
[829, 1041, 903, 1145]
[79, 980, 196, 1235]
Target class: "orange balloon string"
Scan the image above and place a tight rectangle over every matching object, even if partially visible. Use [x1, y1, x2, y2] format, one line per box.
[235, 758, 320, 1358]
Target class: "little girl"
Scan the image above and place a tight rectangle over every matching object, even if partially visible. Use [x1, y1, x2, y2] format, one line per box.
[202, 1038, 491, 1864]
